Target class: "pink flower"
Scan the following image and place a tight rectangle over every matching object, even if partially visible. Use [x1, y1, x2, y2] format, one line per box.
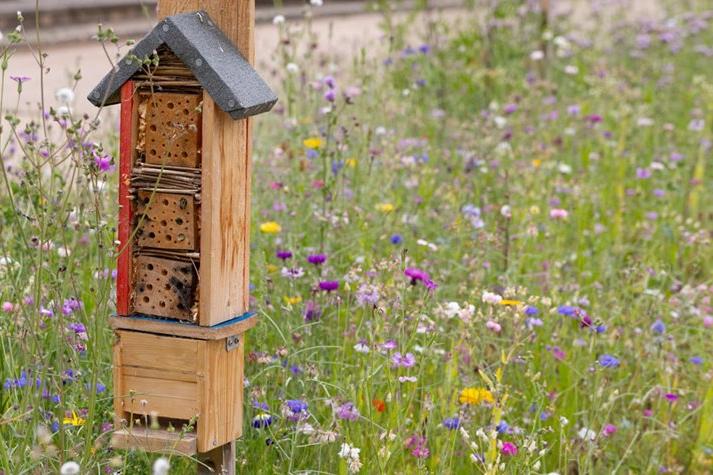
[486, 320, 502, 333]
[93, 153, 112, 172]
[602, 424, 617, 437]
[664, 393, 679, 403]
[501, 441, 518, 456]
[549, 208, 568, 219]
[2, 302, 14, 313]
[703, 316, 713, 328]
[391, 352, 416, 368]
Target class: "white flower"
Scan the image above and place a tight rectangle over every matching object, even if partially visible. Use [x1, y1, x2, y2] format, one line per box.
[637, 117, 654, 127]
[558, 163, 572, 174]
[152, 457, 170, 475]
[374, 126, 386, 136]
[559, 416, 569, 426]
[482, 291, 502, 304]
[500, 205, 511, 218]
[272, 15, 285, 24]
[60, 462, 81, 475]
[577, 427, 597, 441]
[310, 0, 324, 6]
[57, 106, 71, 117]
[286, 62, 299, 74]
[564, 65, 579, 75]
[493, 115, 507, 128]
[353, 341, 370, 353]
[553, 36, 570, 48]
[55, 87, 75, 104]
[530, 50, 545, 61]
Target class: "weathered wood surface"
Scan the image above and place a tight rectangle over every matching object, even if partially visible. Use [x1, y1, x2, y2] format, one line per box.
[108, 313, 256, 339]
[158, 0, 254, 327]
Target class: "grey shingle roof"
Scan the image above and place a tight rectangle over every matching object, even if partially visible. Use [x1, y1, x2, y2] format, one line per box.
[87, 10, 277, 120]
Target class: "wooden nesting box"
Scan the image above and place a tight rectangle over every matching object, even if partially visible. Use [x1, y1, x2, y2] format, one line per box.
[88, 8, 276, 459]
[110, 316, 256, 454]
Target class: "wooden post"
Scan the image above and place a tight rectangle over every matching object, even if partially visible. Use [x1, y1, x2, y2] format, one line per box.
[155, 0, 255, 471]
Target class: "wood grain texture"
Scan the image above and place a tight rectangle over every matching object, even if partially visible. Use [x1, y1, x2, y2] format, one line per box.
[117, 81, 136, 316]
[197, 337, 244, 451]
[112, 427, 197, 455]
[117, 330, 200, 373]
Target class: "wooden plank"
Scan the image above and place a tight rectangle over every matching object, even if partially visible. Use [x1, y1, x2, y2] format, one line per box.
[166, 0, 252, 327]
[198, 442, 235, 475]
[109, 313, 257, 340]
[113, 334, 125, 430]
[117, 81, 136, 316]
[121, 375, 199, 420]
[122, 366, 197, 383]
[112, 427, 197, 455]
[117, 330, 199, 373]
[197, 337, 244, 452]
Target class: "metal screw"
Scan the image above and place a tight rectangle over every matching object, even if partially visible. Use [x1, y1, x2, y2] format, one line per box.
[228, 99, 236, 108]
[162, 24, 169, 32]
[195, 58, 203, 67]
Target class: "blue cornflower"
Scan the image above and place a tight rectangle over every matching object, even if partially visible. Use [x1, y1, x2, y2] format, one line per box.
[286, 400, 308, 414]
[599, 354, 620, 368]
[443, 417, 460, 430]
[496, 421, 509, 434]
[390, 234, 403, 245]
[651, 319, 666, 334]
[524, 306, 539, 316]
[558, 305, 577, 317]
[253, 400, 269, 411]
[690, 356, 703, 365]
[252, 413, 274, 429]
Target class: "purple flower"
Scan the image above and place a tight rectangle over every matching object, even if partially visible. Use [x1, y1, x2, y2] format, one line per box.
[690, 356, 703, 365]
[404, 267, 429, 282]
[598, 354, 620, 368]
[323, 75, 336, 89]
[318, 280, 339, 292]
[664, 393, 678, 403]
[324, 89, 336, 102]
[307, 254, 327, 265]
[405, 434, 430, 459]
[391, 352, 416, 368]
[504, 103, 518, 114]
[355, 283, 379, 307]
[94, 153, 112, 172]
[496, 421, 510, 433]
[585, 114, 603, 124]
[10, 75, 30, 83]
[636, 167, 652, 179]
[524, 306, 539, 316]
[651, 319, 666, 334]
[276, 250, 293, 260]
[501, 442, 518, 456]
[557, 305, 577, 317]
[390, 234, 403, 245]
[336, 402, 359, 421]
[380, 339, 397, 351]
[286, 399, 308, 415]
[252, 413, 274, 428]
[602, 424, 617, 437]
[303, 300, 321, 321]
[443, 417, 460, 430]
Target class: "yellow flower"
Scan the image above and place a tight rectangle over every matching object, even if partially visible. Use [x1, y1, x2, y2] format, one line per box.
[459, 387, 494, 405]
[499, 299, 522, 306]
[376, 203, 395, 213]
[266, 264, 278, 274]
[63, 411, 85, 427]
[345, 158, 357, 168]
[259, 221, 282, 234]
[532, 159, 542, 167]
[284, 295, 302, 305]
[303, 137, 323, 149]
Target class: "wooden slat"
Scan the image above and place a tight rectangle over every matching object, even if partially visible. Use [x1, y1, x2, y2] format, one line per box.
[122, 366, 197, 383]
[117, 330, 199, 373]
[121, 375, 199, 420]
[112, 427, 197, 455]
[197, 337, 244, 452]
[109, 314, 256, 340]
[117, 81, 137, 316]
[195, 0, 255, 326]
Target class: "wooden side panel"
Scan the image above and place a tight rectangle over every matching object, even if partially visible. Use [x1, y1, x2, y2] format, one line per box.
[112, 427, 197, 455]
[117, 81, 137, 316]
[197, 0, 255, 326]
[122, 375, 199, 420]
[197, 337, 244, 452]
[118, 330, 199, 373]
[113, 334, 125, 429]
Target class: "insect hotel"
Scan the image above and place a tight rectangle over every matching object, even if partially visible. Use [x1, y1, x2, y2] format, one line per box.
[88, 9, 276, 462]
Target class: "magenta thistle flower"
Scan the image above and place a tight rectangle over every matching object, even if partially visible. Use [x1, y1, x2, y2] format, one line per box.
[307, 253, 327, 265]
[404, 267, 429, 282]
[501, 442, 518, 456]
[336, 402, 359, 421]
[318, 280, 339, 292]
[276, 250, 293, 260]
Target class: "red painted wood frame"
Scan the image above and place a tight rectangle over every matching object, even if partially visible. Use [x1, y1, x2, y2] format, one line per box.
[117, 81, 135, 316]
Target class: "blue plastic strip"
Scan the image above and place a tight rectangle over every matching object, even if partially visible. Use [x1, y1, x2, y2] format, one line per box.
[111, 311, 256, 328]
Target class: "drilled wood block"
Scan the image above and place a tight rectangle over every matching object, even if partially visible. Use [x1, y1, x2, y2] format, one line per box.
[132, 255, 197, 320]
[135, 190, 198, 251]
[145, 92, 201, 168]
[113, 330, 246, 453]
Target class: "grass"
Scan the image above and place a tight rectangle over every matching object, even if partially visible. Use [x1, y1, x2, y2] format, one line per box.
[0, 0, 712, 473]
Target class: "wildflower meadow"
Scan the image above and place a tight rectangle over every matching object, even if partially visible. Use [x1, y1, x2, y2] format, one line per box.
[1, 0, 713, 473]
